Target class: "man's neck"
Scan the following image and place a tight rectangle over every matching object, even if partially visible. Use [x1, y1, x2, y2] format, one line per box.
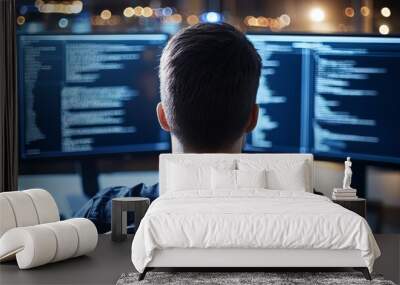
[170, 135, 244, 153]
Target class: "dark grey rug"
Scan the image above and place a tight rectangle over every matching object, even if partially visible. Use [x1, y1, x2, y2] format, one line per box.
[116, 272, 396, 285]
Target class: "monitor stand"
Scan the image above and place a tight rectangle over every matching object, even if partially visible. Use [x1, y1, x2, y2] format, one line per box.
[78, 160, 99, 198]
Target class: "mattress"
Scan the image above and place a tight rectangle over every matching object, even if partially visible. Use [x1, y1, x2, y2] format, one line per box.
[131, 190, 380, 273]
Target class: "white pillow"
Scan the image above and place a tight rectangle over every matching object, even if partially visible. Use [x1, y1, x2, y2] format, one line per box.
[211, 168, 236, 190]
[167, 162, 210, 191]
[211, 168, 268, 190]
[237, 169, 267, 189]
[167, 160, 235, 192]
[238, 159, 308, 192]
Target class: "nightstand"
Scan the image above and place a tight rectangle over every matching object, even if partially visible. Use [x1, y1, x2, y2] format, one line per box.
[111, 197, 150, 242]
[332, 198, 366, 218]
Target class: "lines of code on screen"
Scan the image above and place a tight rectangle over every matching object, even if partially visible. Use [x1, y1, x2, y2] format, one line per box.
[312, 39, 400, 163]
[246, 38, 304, 153]
[19, 34, 169, 158]
[246, 35, 400, 163]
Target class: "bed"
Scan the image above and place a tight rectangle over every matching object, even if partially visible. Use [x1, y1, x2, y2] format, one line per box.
[131, 154, 380, 280]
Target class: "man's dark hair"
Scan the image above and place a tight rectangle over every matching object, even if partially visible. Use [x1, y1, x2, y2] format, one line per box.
[160, 23, 261, 151]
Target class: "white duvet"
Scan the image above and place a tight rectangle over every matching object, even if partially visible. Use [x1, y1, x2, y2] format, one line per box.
[131, 190, 380, 273]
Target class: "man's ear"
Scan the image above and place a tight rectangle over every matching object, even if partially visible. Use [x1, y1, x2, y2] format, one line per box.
[245, 104, 259, 133]
[156, 102, 171, 132]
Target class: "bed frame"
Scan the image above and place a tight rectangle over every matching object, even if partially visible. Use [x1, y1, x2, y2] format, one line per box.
[139, 248, 371, 280]
[138, 154, 372, 281]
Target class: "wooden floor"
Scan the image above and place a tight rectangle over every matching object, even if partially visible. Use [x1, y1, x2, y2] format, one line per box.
[0, 234, 398, 285]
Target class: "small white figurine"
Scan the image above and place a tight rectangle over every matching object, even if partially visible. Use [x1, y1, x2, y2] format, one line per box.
[342, 157, 353, 190]
[332, 157, 357, 199]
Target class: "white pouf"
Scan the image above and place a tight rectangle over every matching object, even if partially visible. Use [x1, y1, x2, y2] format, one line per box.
[0, 218, 98, 269]
[0, 190, 98, 269]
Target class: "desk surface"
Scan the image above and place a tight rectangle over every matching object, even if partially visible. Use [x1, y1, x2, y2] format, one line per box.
[0, 234, 134, 285]
[1, 234, 399, 285]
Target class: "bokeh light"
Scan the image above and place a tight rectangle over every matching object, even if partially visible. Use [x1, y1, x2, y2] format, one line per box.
[279, 14, 291, 26]
[143, 7, 153, 18]
[381, 7, 391, 18]
[345, 7, 355, 18]
[187, 15, 199, 25]
[171, 13, 182, 23]
[58, 18, 69, 28]
[133, 6, 143, 17]
[162, 7, 173, 17]
[309, 7, 325, 22]
[361, 6, 370, 17]
[100, 9, 112, 20]
[16, 15, 26, 25]
[204, 12, 221, 23]
[379, 24, 390, 35]
[123, 7, 134, 18]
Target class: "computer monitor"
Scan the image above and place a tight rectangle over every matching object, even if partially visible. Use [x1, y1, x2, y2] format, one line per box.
[246, 34, 400, 164]
[18, 34, 169, 158]
[245, 34, 308, 153]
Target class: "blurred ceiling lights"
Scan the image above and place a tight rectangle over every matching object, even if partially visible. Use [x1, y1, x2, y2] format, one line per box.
[244, 14, 291, 30]
[35, 0, 83, 14]
[19, 2, 394, 35]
